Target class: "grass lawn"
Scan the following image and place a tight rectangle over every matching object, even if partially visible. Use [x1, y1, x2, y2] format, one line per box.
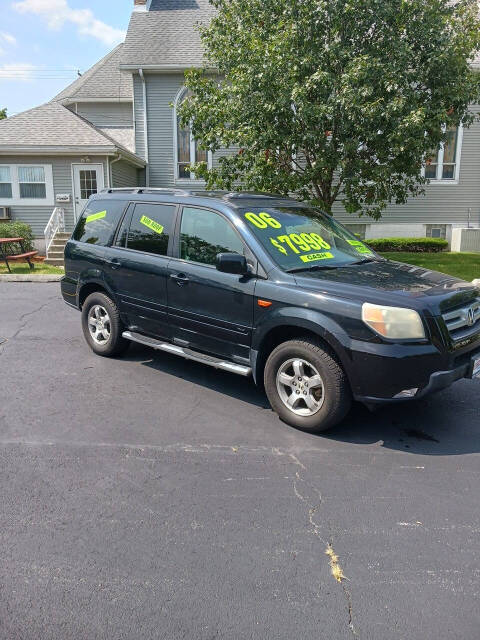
[381, 252, 479, 282]
[0, 262, 64, 275]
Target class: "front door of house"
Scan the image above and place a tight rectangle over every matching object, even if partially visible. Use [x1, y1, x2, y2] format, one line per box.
[73, 164, 104, 221]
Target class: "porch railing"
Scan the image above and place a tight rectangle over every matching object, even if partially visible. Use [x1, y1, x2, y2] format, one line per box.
[44, 207, 65, 257]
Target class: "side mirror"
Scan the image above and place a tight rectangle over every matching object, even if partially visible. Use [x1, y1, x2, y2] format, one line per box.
[216, 252, 249, 275]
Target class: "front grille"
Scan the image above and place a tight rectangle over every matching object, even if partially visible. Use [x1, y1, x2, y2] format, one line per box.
[443, 299, 480, 335]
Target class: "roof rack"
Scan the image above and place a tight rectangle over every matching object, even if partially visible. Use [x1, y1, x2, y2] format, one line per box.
[100, 187, 194, 196]
[223, 191, 287, 199]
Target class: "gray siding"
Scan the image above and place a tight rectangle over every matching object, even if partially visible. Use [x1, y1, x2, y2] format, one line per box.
[137, 71, 479, 227]
[333, 104, 480, 228]
[0, 155, 108, 236]
[142, 73, 237, 187]
[71, 102, 133, 128]
[111, 159, 139, 189]
[133, 74, 146, 161]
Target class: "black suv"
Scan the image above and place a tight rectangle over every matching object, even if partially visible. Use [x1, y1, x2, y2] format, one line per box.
[62, 189, 480, 432]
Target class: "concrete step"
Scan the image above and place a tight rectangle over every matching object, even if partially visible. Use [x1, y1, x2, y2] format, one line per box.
[44, 258, 65, 267]
[49, 244, 66, 251]
[54, 233, 70, 240]
[47, 251, 65, 259]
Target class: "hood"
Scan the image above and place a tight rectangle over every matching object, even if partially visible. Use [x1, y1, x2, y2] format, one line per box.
[293, 259, 479, 312]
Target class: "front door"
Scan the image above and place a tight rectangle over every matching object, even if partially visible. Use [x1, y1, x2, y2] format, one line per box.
[167, 206, 256, 362]
[73, 164, 104, 221]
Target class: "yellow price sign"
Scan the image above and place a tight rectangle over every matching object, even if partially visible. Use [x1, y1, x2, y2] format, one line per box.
[140, 215, 164, 235]
[244, 211, 282, 229]
[270, 232, 331, 255]
[347, 239, 374, 255]
[300, 252, 334, 263]
[85, 210, 106, 224]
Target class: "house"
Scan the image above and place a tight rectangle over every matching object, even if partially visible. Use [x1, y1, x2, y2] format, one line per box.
[1, 0, 479, 255]
[0, 44, 145, 258]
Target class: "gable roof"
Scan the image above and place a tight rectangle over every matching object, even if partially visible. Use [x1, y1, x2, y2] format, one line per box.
[121, 0, 216, 68]
[0, 102, 144, 164]
[53, 44, 133, 103]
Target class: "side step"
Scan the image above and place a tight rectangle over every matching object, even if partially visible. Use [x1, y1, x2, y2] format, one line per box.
[122, 331, 252, 377]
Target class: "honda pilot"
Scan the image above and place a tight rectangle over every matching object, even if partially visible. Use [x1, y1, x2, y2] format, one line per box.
[61, 189, 480, 433]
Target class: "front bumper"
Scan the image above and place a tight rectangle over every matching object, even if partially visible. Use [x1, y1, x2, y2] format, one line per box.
[357, 360, 474, 405]
[343, 335, 480, 406]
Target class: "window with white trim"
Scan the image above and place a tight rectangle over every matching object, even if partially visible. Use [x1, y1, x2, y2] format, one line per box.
[18, 166, 47, 199]
[0, 166, 12, 198]
[0, 164, 54, 205]
[175, 89, 212, 180]
[424, 126, 462, 182]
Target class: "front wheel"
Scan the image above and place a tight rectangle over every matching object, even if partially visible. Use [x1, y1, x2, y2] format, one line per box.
[264, 339, 351, 433]
[81, 292, 130, 357]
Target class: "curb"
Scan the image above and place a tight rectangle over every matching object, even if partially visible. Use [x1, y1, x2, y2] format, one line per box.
[0, 274, 63, 282]
[472, 279, 480, 287]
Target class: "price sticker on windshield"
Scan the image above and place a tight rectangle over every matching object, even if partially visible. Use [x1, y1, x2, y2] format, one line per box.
[300, 252, 334, 263]
[347, 239, 374, 255]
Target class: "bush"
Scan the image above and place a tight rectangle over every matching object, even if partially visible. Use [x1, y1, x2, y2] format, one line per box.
[367, 237, 448, 253]
[0, 221, 35, 252]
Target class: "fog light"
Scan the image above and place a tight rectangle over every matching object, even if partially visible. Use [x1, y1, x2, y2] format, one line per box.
[394, 388, 419, 399]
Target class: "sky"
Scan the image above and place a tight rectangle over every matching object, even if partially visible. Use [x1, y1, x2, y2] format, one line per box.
[0, 0, 134, 116]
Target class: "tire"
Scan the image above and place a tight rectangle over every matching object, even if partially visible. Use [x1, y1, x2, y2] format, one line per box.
[264, 338, 351, 433]
[81, 292, 130, 357]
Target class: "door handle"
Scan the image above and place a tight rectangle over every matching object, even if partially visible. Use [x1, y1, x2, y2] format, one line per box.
[105, 257, 121, 269]
[170, 272, 189, 286]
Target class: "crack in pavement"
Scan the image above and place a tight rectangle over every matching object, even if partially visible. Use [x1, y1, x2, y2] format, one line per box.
[291, 461, 358, 637]
[2, 296, 60, 343]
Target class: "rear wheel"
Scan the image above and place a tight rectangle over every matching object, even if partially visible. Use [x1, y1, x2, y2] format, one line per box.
[264, 339, 351, 432]
[81, 292, 129, 357]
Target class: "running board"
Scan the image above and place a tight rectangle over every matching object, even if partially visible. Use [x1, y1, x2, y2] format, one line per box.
[122, 331, 252, 377]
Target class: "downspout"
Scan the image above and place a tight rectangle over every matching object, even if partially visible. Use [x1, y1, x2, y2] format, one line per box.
[109, 153, 122, 188]
[139, 68, 150, 186]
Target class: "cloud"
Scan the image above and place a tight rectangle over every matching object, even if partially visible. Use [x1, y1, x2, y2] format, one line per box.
[0, 32, 17, 46]
[0, 63, 38, 82]
[12, 0, 125, 46]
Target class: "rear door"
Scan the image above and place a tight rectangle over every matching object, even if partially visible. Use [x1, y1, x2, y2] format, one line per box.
[167, 205, 256, 362]
[103, 201, 177, 339]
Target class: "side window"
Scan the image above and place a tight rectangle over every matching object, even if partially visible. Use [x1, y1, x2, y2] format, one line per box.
[180, 207, 245, 266]
[126, 203, 175, 256]
[73, 199, 126, 246]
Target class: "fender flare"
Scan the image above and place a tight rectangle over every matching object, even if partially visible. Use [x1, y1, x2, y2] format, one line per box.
[77, 274, 118, 309]
[252, 307, 354, 385]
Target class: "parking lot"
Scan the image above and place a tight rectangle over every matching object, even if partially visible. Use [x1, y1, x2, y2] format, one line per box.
[1, 282, 479, 639]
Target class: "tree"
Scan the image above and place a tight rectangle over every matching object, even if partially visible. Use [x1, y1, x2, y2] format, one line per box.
[0, 108, 6, 120]
[179, 0, 480, 218]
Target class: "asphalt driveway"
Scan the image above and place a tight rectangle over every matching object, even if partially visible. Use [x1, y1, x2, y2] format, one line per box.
[0, 283, 479, 639]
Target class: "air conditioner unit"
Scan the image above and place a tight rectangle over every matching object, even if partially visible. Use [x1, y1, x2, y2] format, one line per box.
[0, 206, 11, 220]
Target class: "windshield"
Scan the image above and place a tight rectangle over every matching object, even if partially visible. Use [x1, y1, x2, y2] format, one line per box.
[240, 206, 378, 272]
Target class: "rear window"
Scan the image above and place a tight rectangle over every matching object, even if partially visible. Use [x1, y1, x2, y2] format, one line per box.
[73, 199, 126, 246]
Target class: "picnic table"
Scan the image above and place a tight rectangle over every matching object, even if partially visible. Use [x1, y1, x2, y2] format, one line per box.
[0, 237, 38, 273]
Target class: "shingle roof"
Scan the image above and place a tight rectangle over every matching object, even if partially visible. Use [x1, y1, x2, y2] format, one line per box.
[0, 102, 143, 163]
[53, 44, 133, 102]
[121, 0, 216, 68]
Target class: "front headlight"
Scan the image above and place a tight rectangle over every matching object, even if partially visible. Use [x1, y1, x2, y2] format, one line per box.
[362, 303, 425, 339]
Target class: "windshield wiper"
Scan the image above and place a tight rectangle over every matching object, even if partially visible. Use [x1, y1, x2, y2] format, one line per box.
[287, 264, 341, 274]
[349, 257, 385, 266]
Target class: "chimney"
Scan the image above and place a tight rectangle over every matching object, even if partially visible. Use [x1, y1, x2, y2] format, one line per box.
[133, 0, 147, 10]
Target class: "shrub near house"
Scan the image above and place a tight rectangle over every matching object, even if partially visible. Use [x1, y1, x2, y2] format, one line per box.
[368, 238, 449, 253]
[0, 222, 34, 252]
